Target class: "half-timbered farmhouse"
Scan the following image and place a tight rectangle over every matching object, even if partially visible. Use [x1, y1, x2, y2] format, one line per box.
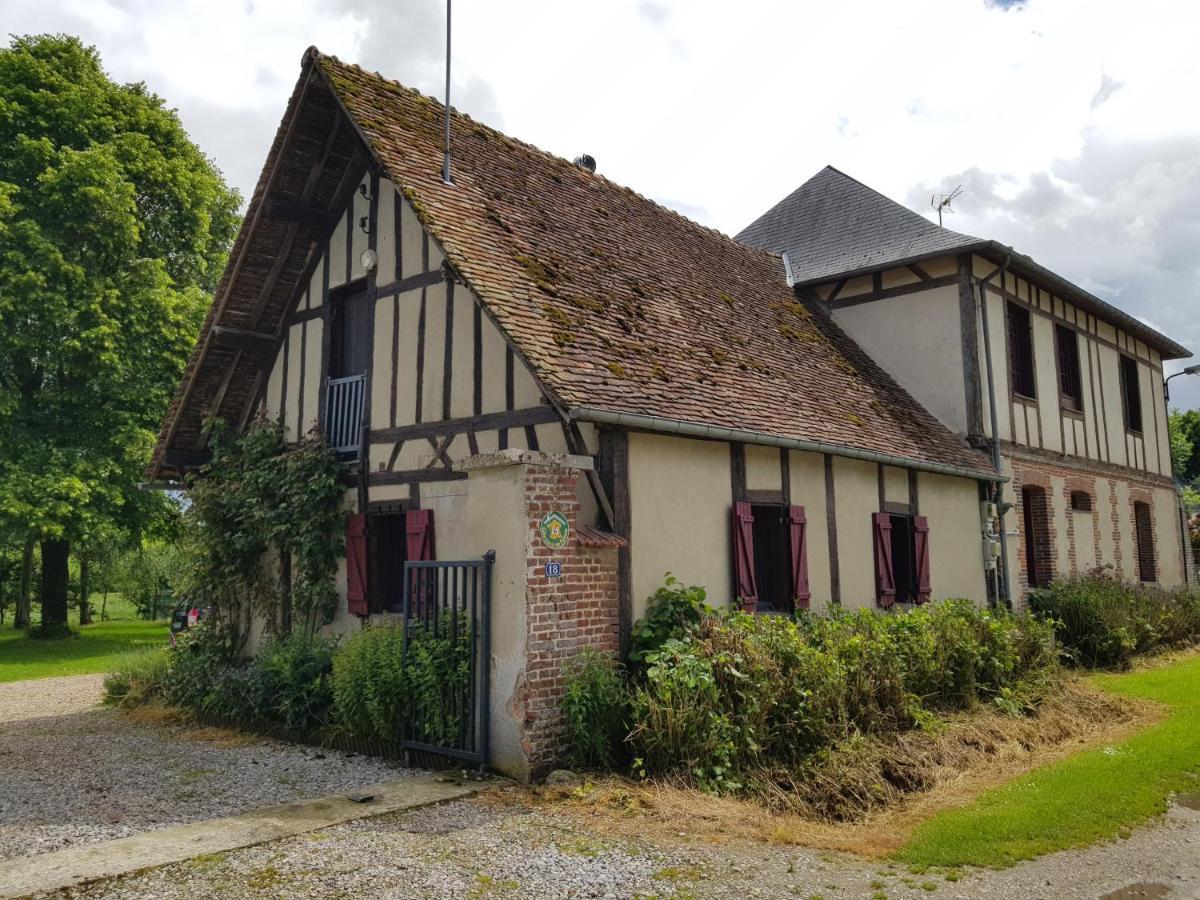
[148, 49, 1192, 776]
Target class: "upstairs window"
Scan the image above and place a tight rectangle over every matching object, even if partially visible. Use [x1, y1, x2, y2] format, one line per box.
[1119, 355, 1143, 433]
[1070, 491, 1092, 512]
[1055, 325, 1083, 411]
[1007, 302, 1036, 399]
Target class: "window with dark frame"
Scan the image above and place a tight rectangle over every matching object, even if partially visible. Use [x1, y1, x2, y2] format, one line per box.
[888, 513, 916, 604]
[1055, 324, 1083, 412]
[1070, 491, 1092, 512]
[1119, 355, 1143, 433]
[1021, 486, 1052, 588]
[328, 279, 371, 379]
[1007, 301, 1037, 399]
[1133, 501, 1156, 583]
[750, 504, 793, 615]
[368, 511, 408, 614]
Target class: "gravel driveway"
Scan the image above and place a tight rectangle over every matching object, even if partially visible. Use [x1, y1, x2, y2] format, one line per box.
[55, 788, 1200, 899]
[0, 674, 421, 862]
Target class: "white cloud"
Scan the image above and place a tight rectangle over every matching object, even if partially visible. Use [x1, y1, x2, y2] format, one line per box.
[5, 0, 1199, 408]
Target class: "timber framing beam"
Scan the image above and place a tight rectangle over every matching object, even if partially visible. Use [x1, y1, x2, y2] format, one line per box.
[262, 197, 336, 231]
[211, 325, 277, 352]
[368, 405, 560, 445]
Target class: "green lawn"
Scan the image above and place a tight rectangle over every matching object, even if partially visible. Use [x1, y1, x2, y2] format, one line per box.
[897, 651, 1200, 868]
[0, 596, 169, 683]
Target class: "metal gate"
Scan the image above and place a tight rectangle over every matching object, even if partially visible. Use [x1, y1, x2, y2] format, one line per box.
[398, 551, 494, 767]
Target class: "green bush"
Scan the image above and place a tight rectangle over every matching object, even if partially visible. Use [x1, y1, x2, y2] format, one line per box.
[104, 648, 172, 707]
[561, 647, 631, 771]
[252, 633, 337, 731]
[625, 599, 1058, 792]
[331, 618, 472, 746]
[332, 623, 407, 741]
[163, 622, 229, 707]
[1030, 577, 1200, 668]
[628, 574, 710, 667]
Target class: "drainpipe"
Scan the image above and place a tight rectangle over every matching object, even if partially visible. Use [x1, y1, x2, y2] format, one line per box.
[976, 252, 1012, 608]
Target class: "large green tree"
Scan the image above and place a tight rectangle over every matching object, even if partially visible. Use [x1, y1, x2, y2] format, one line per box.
[0, 35, 239, 632]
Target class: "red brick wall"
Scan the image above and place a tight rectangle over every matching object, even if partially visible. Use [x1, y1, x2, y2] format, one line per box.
[519, 463, 619, 777]
[1009, 451, 1175, 604]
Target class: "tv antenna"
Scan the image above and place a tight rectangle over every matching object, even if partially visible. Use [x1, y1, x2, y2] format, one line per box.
[930, 185, 963, 227]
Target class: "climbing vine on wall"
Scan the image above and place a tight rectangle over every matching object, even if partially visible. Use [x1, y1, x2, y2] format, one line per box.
[183, 417, 345, 651]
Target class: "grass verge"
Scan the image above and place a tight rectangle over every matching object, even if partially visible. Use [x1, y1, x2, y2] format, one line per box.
[896, 650, 1200, 867]
[0, 618, 169, 683]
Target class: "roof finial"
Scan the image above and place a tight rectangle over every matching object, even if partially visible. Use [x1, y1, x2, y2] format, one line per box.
[441, 0, 454, 185]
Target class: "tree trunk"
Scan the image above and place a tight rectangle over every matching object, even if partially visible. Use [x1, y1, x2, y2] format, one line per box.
[40, 539, 70, 631]
[79, 556, 91, 625]
[15, 539, 34, 630]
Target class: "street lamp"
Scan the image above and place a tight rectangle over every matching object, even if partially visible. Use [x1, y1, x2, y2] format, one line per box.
[1165, 364, 1200, 401]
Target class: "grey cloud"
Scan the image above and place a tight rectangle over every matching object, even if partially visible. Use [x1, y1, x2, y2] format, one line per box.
[910, 134, 1200, 409]
[638, 2, 670, 26]
[1090, 73, 1124, 110]
[330, 0, 503, 128]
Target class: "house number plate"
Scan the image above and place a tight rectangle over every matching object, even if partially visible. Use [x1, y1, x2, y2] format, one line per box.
[545, 562, 562, 577]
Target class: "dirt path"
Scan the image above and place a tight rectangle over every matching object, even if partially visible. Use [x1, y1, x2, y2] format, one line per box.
[54, 791, 1200, 899]
[0, 674, 422, 862]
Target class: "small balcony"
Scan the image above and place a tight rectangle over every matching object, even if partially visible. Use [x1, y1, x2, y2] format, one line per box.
[325, 373, 365, 455]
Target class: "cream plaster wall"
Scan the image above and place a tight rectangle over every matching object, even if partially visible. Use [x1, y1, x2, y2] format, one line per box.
[918, 472, 987, 602]
[627, 433, 733, 618]
[745, 445, 782, 491]
[832, 456, 878, 608]
[882, 465, 908, 505]
[833, 283, 968, 435]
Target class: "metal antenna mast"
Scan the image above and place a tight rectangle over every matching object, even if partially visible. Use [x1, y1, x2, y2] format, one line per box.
[442, 0, 453, 184]
[930, 184, 963, 227]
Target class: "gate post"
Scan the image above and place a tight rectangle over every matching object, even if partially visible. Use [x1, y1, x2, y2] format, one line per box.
[458, 450, 621, 781]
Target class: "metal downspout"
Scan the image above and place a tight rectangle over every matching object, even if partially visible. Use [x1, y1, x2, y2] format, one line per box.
[976, 253, 1012, 608]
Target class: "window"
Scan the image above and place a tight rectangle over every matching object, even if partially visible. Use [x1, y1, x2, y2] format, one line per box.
[1119, 355, 1143, 433]
[872, 512, 931, 607]
[1007, 302, 1036, 399]
[1055, 325, 1083, 411]
[1021, 486, 1052, 588]
[732, 501, 810, 613]
[1070, 491, 1092, 512]
[344, 508, 435, 617]
[329, 281, 371, 378]
[1133, 501, 1155, 583]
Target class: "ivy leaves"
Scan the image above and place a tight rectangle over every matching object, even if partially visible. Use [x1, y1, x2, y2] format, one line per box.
[186, 419, 345, 642]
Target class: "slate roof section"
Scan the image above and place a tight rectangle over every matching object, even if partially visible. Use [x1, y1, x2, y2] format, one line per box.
[315, 52, 991, 476]
[737, 166, 1191, 361]
[736, 166, 983, 285]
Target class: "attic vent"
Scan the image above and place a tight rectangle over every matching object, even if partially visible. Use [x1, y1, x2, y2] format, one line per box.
[573, 154, 597, 173]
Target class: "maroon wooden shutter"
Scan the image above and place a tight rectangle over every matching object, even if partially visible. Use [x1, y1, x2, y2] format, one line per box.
[345, 514, 368, 616]
[872, 512, 896, 608]
[788, 505, 811, 609]
[913, 515, 931, 604]
[405, 509, 435, 561]
[733, 501, 758, 611]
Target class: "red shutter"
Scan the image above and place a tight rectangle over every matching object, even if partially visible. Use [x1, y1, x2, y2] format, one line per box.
[345, 514, 368, 616]
[405, 509, 435, 561]
[913, 515, 931, 604]
[733, 501, 758, 611]
[872, 512, 896, 608]
[788, 505, 811, 609]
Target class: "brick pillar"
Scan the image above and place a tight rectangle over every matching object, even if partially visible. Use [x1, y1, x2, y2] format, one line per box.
[458, 450, 620, 781]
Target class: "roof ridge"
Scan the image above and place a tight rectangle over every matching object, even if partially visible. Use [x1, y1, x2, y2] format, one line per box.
[312, 49, 785, 268]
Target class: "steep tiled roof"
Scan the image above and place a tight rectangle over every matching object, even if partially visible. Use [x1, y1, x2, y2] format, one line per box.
[736, 166, 983, 284]
[317, 53, 990, 475]
[737, 166, 1191, 361]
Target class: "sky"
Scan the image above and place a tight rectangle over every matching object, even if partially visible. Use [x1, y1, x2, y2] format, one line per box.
[6, 0, 1199, 411]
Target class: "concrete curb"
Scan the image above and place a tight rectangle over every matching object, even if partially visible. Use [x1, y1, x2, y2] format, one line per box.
[0, 775, 478, 899]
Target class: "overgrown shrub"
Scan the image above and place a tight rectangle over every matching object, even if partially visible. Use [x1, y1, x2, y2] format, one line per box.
[331, 617, 472, 745]
[627, 574, 711, 667]
[561, 647, 631, 771]
[250, 633, 337, 731]
[332, 624, 408, 741]
[104, 648, 172, 707]
[625, 598, 1058, 793]
[163, 622, 229, 707]
[1030, 576, 1200, 668]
